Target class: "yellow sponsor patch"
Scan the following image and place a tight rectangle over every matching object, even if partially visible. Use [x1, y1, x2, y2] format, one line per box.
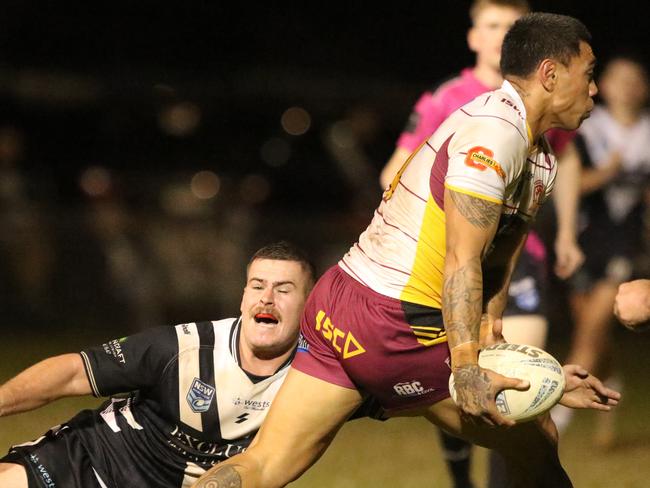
[315, 310, 366, 359]
[464, 146, 506, 180]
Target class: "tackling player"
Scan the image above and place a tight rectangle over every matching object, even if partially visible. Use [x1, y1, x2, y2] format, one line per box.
[0, 241, 315, 487]
[195, 13, 619, 488]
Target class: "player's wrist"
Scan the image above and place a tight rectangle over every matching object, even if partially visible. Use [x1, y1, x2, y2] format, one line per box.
[555, 228, 576, 244]
[450, 341, 479, 369]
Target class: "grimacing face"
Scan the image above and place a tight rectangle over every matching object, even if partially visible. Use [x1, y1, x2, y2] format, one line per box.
[552, 41, 598, 130]
[468, 5, 525, 72]
[239, 258, 310, 358]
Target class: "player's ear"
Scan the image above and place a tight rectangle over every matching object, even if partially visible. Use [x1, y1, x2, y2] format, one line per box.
[539, 59, 557, 92]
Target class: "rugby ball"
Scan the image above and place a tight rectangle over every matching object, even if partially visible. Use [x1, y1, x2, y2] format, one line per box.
[448, 343, 565, 422]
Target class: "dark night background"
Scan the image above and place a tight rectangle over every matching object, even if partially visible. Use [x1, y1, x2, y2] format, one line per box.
[1, 0, 649, 329]
[2, 1, 648, 204]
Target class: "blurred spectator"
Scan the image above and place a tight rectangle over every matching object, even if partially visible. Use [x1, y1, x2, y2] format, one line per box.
[323, 105, 384, 216]
[0, 124, 54, 324]
[561, 54, 650, 445]
[52, 168, 163, 332]
[149, 178, 256, 324]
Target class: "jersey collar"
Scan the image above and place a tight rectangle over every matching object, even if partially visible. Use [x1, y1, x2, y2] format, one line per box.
[230, 316, 297, 383]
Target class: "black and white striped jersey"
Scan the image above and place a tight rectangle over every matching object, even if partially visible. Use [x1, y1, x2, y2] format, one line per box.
[76, 317, 293, 487]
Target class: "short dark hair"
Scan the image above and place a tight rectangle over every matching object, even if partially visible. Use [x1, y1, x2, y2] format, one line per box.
[500, 12, 592, 78]
[247, 241, 316, 288]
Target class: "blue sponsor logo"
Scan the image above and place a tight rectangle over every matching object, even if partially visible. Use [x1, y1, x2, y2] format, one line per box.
[187, 378, 215, 413]
[297, 333, 309, 353]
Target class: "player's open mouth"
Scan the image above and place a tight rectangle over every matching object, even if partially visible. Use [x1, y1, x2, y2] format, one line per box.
[254, 313, 279, 325]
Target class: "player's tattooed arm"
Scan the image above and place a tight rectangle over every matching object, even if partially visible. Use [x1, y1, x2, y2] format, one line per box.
[451, 364, 493, 416]
[443, 189, 499, 356]
[448, 191, 501, 230]
[194, 465, 242, 488]
[443, 256, 483, 348]
[443, 257, 497, 418]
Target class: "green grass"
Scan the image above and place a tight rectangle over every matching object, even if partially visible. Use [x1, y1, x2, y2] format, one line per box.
[2, 328, 649, 487]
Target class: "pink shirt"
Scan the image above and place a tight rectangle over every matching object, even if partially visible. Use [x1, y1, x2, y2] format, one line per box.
[397, 69, 488, 152]
[397, 68, 574, 155]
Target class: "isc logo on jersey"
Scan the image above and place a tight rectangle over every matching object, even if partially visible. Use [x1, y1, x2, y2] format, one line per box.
[393, 380, 435, 397]
[187, 378, 216, 413]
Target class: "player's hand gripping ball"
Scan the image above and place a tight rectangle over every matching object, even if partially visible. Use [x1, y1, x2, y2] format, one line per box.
[448, 343, 565, 422]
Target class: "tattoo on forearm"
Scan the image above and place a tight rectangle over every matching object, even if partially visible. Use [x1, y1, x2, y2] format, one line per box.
[443, 257, 483, 346]
[453, 364, 492, 411]
[450, 191, 501, 229]
[195, 466, 242, 488]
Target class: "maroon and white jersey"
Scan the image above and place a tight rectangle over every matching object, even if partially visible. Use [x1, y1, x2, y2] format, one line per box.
[342, 81, 557, 309]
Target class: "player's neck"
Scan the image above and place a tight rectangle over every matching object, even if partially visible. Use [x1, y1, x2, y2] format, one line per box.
[472, 64, 503, 90]
[239, 342, 294, 377]
[505, 77, 548, 141]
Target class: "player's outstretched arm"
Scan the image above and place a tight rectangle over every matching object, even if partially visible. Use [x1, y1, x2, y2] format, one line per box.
[192, 368, 363, 488]
[0, 354, 91, 417]
[559, 364, 621, 410]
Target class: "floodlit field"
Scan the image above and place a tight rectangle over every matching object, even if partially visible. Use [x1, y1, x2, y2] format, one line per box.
[1, 327, 649, 487]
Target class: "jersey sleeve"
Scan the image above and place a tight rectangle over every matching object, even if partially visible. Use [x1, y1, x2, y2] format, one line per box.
[444, 118, 525, 203]
[80, 326, 178, 397]
[396, 91, 450, 152]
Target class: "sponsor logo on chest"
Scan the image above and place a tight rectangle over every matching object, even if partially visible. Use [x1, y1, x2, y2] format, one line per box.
[187, 377, 216, 413]
[232, 396, 271, 411]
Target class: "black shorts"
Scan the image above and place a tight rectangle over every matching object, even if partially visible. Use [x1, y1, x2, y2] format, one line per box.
[504, 249, 547, 317]
[1, 424, 109, 488]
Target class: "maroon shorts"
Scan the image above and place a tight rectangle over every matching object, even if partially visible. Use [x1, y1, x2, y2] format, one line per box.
[292, 265, 451, 413]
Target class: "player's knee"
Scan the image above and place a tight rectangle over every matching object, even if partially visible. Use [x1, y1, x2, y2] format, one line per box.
[0, 462, 29, 488]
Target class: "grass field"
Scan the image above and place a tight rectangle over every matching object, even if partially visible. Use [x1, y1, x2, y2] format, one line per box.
[1, 326, 649, 487]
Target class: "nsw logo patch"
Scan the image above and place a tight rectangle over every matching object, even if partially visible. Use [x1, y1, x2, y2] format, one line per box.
[186, 378, 215, 413]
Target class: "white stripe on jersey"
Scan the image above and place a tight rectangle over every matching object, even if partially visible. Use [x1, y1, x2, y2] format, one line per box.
[80, 351, 101, 397]
[92, 467, 109, 488]
[11, 425, 66, 448]
[175, 322, 203, 432]
[99, 400, 121, 433]
[118, 397, 144, 430]
[213, 320, 289, 440]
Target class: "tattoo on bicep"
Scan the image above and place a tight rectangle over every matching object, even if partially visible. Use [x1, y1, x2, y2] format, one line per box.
[443, 257, 483, 345]
[196, 466, 242, 488]
[450, 191, 501, 229]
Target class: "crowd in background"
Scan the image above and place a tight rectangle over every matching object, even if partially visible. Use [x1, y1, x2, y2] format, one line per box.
[2, 54, 650, 349]
[0, 93, 396, 333]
